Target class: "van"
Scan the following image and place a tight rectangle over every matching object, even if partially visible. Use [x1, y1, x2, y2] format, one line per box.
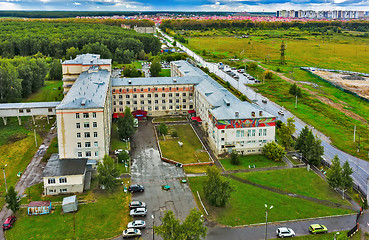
[133, 118, 138, 128]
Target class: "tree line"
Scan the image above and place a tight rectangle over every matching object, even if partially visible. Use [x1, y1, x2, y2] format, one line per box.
[0, 55, 59, 103]
[0, 20, 160, 62]
[161, 19, 369, 32]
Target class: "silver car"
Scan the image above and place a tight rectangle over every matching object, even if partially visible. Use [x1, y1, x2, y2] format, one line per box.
[276, 227, 295, 238]
[129, 208, 147, 217]
[122, 228, 141, 238]
[127, 220, 146, 229]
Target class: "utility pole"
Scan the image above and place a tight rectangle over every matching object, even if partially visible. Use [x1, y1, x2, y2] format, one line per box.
[295, 95, 298, 109]
[353, 125, 356, 142]
[265, 204, 273, 240]
[34, 128, 38, 147]
[2, 164, 8, 193]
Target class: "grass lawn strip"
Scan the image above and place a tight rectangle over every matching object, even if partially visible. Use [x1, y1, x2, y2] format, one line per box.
[232, 168, 349, 206]
[152, 116, 188, 123]
[110, 122, 130, 151]
[25, 80, 63, 102]
[189, 176, 352, 226]
[220, 154, 286, 170]
[159, 124, 211, 164]
[6, 183, 131, 240]
[183, 165, 210, 174]
[285, 230, 363, 240]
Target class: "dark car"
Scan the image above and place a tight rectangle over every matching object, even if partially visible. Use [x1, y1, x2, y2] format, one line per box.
[129, 200, 147, 209]
[128, 184, 144, 193]
[2, 216, 16, 230]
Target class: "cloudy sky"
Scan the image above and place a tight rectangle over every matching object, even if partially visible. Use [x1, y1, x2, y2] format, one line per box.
[0, 0, 368, 12]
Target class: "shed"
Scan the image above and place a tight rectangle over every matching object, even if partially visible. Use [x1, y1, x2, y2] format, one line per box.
[28, 201, 51, 215]
[62, 195, 78, 213]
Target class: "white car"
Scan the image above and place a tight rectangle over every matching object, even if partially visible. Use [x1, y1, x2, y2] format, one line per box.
[114, 149, 123, 155]
[130, 208, 147, 217]
[122, 228, 141, 238]
[278, 110, 284, 116]
[127, 220, 146, 229]
[276, 227, 295, 238]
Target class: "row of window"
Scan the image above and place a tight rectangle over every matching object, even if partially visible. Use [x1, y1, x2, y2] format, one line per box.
[47, 177, 67, 184]
[113, 86, 193, 93]
[78, 151, 99, 157]
[114, 105, 193, 112]
[76, 122, 98, 129]
[235, 129, 267, 137]
[19, 108, 53, 113]
[113, 92, 192, 99]
[75, 112, 97, 119]
[76, 132, 98, 138]
[77, 142, 98, 148]
[49, 189, 68, 193]
[114, 99, 188, 105]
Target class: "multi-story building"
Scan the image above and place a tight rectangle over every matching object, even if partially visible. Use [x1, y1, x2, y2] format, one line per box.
[277, 9, 366, 19]
[57, 63, 112, 160]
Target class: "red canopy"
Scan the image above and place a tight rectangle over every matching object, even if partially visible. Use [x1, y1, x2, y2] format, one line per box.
[188, 110, 196, 114]
[113, 113, 124, 119]
[191, 116, 202, 122]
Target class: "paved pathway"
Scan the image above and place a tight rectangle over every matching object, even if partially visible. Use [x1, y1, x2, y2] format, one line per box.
[0, 126, 56, 240]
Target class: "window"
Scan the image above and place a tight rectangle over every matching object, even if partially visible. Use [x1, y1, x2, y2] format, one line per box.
[140, 94, 144, 98]
[49, 189, 56, 193]
[221, 138, 224, 141]
[263, 129, 267, 136]
[252, 130, 255, 136]
[126, 101, 130, 105]
[148, 100, 152, 104]
[134, 101, 137, 104]
[113, 95, 116, 99]
[183, 99, 186, 103]
[162, 106, 166, 110]
[162, 87, 165, 91]
[155, 100, 158, 104]
[162, 93, 165, 97]
[85, 142, 91, 148]
[183, 105, 186, 109]
[48, 108, 53, 112]
[19, 109, 24, 113]
[148, 94, 151, 98]
[189, 93, 193, 97]
[155, 106, 159, 110]
[169, 87, 172, 91]
[78, 152, 82, 157]
[155, 94, 158, 98]
[162, 100, 166, 103]
[76, 113, 80, 119]
[60, 189, 67, 193]
[126, 95, 130, 98]
[76, 123, 81, 129]
[169, 99, 172, 103]
[140, 88, 143, 92]
[169, 93, 172, 97]
[176, 99, 179, 103]
[77, 133, 81, 138]
[241, 130, 244, 137]
[118, 95, 122, 99]
[94, 141, 98, 147]
[77, 142, 81, 148]
[133, 88, 136, 92]
[236, 130, 240, 137]
[86, 151, 91, 157]
[48, 178, 55, 184]
[259, 129, 262, 136]
[113, 101, 116, 105]
[141, 101, 144, 104]
[190, 105, 193, 109]
[221, 130, 225, 133]
[176, 93, 179, 97]
[183, 93, 186, 96]
[133, 94, 137, 98]
[95, 151, 99, 157]
[26, 109, 31, 113]
[183, 87, 186, 90]
[93, 122, 97, 128]
[169, 106, 173, 110]
[83, 113, 89, 118]
[84, 132, 90, 138]
[119, 101, 123, 105]
[59, 177, 67, 183]
[84, 122, 90, 128]
[248, 130, 251, 137]
[94, 132, 98, 138]
[148, 88, 151, 91]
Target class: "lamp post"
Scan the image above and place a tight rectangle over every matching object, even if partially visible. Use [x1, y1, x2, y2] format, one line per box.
[334, 232, 340, 240]
[2, 164, 8, 193]
[265, 204, 273, 240]
[152, 214, 155, 240]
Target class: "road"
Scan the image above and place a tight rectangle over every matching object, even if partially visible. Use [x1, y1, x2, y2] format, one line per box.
[158, 28, 369, 197]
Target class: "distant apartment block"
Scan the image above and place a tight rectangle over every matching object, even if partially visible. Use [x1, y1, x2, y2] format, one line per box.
[276, 10, 367, 19]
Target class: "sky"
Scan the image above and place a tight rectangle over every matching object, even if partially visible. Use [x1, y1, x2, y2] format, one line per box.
[0, 0, 368, 12]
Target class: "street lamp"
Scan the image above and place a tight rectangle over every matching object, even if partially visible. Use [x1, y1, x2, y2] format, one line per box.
[265, 204, 273, 240]
[152, 214, 155, 240]
[2, 164, 8, 193]
[334, 232, 340, 240]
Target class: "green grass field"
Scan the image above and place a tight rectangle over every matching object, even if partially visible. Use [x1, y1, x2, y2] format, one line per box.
[159, 124, 211, 164]
[25, 80, 63, 102]
[189, 176, 353, 226]
[6, 183, 131, 240]
[110, 123, 131, 152]
[273, 230, 362, 240]
[159, 68, 171, 77]
[152, 116, 188, 123]
[183, 164, 211, 174]
[232, 168, 349, 205]
[220, 154, 286, 170]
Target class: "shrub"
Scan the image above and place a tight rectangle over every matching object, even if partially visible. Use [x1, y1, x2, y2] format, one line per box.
[171, 130, 178, 137]
[248, 62, 257, 70]
[230, 151, 240, 165]
[264, 70, 273, 80]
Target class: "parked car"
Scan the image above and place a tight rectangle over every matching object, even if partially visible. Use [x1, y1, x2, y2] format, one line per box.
[237, 69, 244, 73]
[225, 70, 232, 73]
[127, 220, 146, 229]
[231, 67, 236, 70]
[114, 149, 123, 155]
[278, 110, 284, 116]
[128, 184, 145, 193]
[2, 216, 16, 230]
[130, 208, 147, 217]
[234, 75, 239, 79]
[122, 228, 142, 238]
[129, 201, 146, 209]
[309, 224, 327, 234]
[276, 227, 295, 238]
[262, 99, 267, 103]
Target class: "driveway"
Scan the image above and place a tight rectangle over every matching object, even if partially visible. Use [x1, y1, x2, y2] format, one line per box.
[115, 120, 197, 240]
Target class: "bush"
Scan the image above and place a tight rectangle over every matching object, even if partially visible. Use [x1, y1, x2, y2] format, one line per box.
[171, 130, 178, 137]
[264, 70, 273, 80]
[230, 151, 240, 165]
[248, 62, 257, 70]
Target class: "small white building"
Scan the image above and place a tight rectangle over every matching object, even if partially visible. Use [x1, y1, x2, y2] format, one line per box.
[42, 154, 88, 195]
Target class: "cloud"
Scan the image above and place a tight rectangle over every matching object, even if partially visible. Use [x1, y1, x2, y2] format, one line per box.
[74, 2, 82, 5]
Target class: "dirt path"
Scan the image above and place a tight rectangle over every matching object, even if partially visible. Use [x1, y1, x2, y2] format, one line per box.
[251, 61, 369, 125]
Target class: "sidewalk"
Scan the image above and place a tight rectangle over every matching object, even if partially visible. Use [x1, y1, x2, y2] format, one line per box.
[0, 126, 56, 240]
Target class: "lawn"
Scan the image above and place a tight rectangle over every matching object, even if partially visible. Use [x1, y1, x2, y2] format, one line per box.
[152, 115, 188, 123]
[286, 231, 363, 240]
[25, 80, 63, 102]
[183, 164, 211, 174]
[159, 68, 171, 77]
[285, 154, 303, 165]
[189, 176, 353, 226]
[220, 154, 286, 170]
[232, 168, 349, 205]
[110, 123, 131, 152]
[158, 124, 211, 164]
[41, 137, 58, 162]
[6, 181, 131, 240]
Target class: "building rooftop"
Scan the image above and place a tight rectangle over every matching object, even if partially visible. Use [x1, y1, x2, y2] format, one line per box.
[62, 54, 111, 66]
[0, 102, 60, 110]
[171, 60, 208, 77]
[62, 195, 77, 205]
[43, 154, 87, 177]
[28, 201, 51, 207]
[111, 76, 202, 87]
[56, 70, 111, 110]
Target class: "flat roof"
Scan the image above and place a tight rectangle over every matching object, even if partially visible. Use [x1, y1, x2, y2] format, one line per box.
[171, 60, 208, 77]
[43, 154, 87, 177]
[56, 70, 111, 110]
[63, 54, 111, 66]
[0, 102, 60, 110]
[111, 76, 202, 87]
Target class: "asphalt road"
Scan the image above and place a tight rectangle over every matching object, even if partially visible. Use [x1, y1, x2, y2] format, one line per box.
[159, 28, 369, 197]
[115, 120, 197, 240]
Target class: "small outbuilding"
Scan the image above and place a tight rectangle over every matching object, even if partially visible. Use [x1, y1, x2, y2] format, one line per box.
[62, 195, 78, 213]
[28, 201, 51, 215]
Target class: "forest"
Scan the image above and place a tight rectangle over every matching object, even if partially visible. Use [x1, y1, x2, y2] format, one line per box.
[161, 19, 369, 32]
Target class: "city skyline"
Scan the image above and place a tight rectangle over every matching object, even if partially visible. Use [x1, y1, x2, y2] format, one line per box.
[0, 0, 368, 13]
